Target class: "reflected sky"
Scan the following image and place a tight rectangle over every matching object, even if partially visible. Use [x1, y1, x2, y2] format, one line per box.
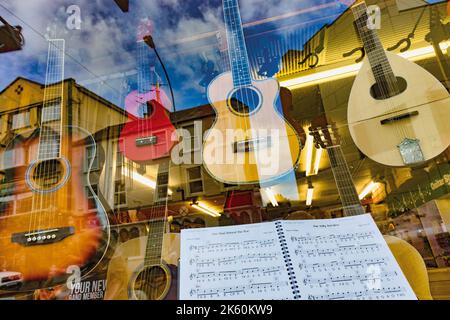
[0, 0, 355, 110]
[0, 0, 447, 110]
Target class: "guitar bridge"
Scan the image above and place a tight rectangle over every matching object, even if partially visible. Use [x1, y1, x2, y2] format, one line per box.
[136, 136, 157, 147]
[397, 138, 425, 165]
[11, 227, 75, 246]
[233, 137, 271, 153]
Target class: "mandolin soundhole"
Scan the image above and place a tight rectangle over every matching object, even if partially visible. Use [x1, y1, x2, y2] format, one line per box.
[131, 265, 171, 300]
[370, 77, 407, 100]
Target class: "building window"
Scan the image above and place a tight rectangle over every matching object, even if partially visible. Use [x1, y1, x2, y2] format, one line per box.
[116, 140, 124, 167]
[187, 166, 203, 194]
[86, 185, 98, 211]
[42, 102, 61, 122]
[182, 123, 201, 153]
[114, 180, 127, 208]
[85, 144, 99, 171]
[156, 171, 169, 201]
[11, 111, 30, 130]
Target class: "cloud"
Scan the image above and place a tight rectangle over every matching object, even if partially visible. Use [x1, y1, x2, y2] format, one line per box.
[0, 0, 349, 109]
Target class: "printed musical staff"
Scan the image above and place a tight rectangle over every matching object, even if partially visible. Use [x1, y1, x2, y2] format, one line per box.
[283, 215, 416, 300]
[180, 222, 294, 300]
[179, 215, 416, 300]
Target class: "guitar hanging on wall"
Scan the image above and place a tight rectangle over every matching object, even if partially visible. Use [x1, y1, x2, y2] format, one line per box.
[0, 33, 110, 291]
[119, 19, 176, 162]
[347, 1, 450, 167]
[203, 0, 302, 185]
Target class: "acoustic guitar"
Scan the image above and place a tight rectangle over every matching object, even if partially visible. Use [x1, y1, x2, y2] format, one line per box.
[203, 0, 302, 185]
[105, 161, 178, 300]
[119, 19, 176, 162]
[309, 117, 432, 299]
[348, 1, 450, 167]
[0, 38, 110, 291]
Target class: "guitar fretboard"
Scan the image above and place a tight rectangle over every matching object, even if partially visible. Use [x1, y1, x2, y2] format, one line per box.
[144, 161, 170, 266]
[326, 145, 366, 217]
[352, 2, 399, 97]
[38, 39, 65, 161]
[223, 0, 252, 87]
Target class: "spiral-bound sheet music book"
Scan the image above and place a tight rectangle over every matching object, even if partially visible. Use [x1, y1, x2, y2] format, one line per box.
[179, 214, 416, 300]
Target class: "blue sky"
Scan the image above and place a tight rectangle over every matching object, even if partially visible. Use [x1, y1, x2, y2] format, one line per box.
[0, 0, 447, 110]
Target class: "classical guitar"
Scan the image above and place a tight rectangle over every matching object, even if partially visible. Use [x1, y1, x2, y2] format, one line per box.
[105, 161, 178, 300]
[348, 1, 450, 167]
[309, 117, 432, 299]
[203, 0, 302, 184]
[0, 38, 110, 291]
[119, 19, 176, 162]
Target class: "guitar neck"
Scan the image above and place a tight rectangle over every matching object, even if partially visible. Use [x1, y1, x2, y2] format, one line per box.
[144, 161, 170, 266]
[38, 39, 65, 161]
[137, 41, 155, 94]
[352, 2, 398, 92]
[223, 0, 252, 87]
[326, 145, 366, 217]
[216, 31, 231, 72]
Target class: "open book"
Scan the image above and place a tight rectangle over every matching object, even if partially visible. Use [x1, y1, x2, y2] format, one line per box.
[179, 214, 416, 300]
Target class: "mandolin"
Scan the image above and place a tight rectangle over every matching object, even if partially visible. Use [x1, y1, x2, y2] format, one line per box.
[203, 0, 302, 185]
[0, 38, 110, 291]
[105, 161, 178, 300]
[309, 117, 432, 299]
[347, 1, 450, 167]
[119, 19, 176, 163]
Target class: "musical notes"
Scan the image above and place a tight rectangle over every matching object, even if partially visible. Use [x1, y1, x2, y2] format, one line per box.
[180, 222, 293, 300]
[179, 215, 416, 300]
[283, 214, 416, 300]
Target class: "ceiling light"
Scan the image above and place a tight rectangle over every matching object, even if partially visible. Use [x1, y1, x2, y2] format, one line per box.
[191, 202, 221, 218]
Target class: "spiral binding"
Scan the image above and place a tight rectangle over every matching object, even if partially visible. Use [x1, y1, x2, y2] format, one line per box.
[275, 221, 301, 299]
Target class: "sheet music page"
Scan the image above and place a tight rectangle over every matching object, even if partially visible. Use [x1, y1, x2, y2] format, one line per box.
[282, 214, 417, 300]
[179, 222, 293, 300]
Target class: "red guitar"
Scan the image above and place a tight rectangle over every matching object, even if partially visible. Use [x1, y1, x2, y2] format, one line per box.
[119, 19, 176, 162]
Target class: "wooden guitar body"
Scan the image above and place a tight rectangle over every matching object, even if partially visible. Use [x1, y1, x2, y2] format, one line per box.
[384, 235, 432, 300]
[119, 91, 176, 162]
[348, 51, 450, 167]
[105, 233, 179, 300]
[203, 72, 302, 184]
[0, 126, 110, 291]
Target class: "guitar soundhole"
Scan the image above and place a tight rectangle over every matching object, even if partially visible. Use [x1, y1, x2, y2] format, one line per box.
[228, 87, 261, 115]
[370, 77, 407, 100]
[26, 158, 70, 193]
[132, 265, 170, 300]
[31, 159, 65, 189]
[138, 101, 155, 119]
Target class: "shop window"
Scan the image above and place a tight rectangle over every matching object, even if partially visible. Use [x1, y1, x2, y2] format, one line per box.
[187, 166, 203, 195]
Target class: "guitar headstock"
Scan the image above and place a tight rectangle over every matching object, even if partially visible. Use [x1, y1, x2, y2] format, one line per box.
[308, 116, 341, 149]
[216, 29, 228, 52]
[136, 18, 153, 42]
[44, 20, 64, 40]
